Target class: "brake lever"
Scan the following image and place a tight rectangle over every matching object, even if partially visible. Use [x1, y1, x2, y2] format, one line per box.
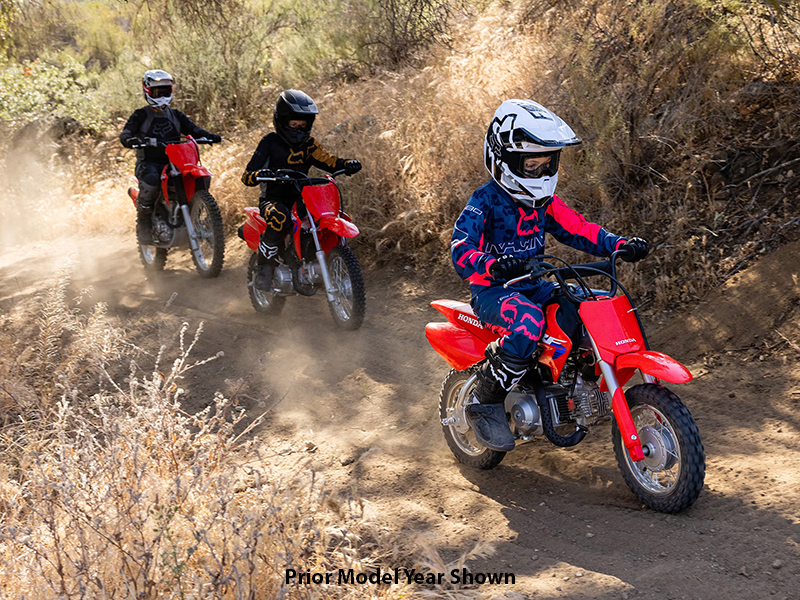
[503, 266, 547, 289]
[503, 273, 532, 288]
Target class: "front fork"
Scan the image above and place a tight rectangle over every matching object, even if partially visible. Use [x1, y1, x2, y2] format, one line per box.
[306, 218, 338, 303]
[180, 204, 202, 257]
[589, 336, 651, 462]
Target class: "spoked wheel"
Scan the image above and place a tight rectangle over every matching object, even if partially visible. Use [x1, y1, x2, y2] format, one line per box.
[612, 384, 705, 513]
[138, 243, 168, 271]
[247, 253, 285, 315]
[326, 245, 366, 330]
[439, 366, 506, 470]
[137, 211, 167, 271]
[189, 190, 225, 278]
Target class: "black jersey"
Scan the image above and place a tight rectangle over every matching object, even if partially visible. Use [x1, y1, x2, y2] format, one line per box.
[241, 132, 346, 202]
[120, 106, 214, 163]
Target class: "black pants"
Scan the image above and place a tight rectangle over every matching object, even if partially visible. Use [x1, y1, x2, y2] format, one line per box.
[135, 161, 166, 209]
[257, 196, 307, 265]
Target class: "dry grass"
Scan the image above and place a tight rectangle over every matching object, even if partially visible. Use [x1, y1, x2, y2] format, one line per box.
[4, 0, 800, 311]
[0, 267, 490, 599]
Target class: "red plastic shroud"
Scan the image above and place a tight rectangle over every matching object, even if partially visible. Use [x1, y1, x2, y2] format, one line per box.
[160, 137, 212, 205]
[241, 177, 359, 260]
[427, 295, 692, 463]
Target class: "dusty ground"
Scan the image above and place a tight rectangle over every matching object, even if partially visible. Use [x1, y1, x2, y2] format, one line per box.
[1, 232, 799, 600]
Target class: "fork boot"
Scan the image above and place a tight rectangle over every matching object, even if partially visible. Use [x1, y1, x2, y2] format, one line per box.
[466, 341, 531, 452]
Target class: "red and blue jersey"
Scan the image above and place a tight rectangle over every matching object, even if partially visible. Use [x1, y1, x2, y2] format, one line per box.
[451, 180, 626, 296]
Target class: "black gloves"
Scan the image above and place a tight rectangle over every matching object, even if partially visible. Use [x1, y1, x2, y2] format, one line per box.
[490, 255, 527, 280]
[620, 237, 649, 262]
[344, 159, 362, 175]
[257, 169, 275, 179]
[121, 136, 142, 148]
[208, 133, 222, 143]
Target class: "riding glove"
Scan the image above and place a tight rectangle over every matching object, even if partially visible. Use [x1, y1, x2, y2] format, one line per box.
[208, 133, 222, 144]
[344, 159, 362, 175]
[490, 255, 527, 280]
[620, 237, 650, 262]
[121, 136, 143, 148]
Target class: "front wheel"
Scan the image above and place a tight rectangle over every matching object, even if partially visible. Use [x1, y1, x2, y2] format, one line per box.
[439, 366, 506, 470]
[612, 384, 705, 513]
[189, 190, 225, 278]
[326, 245, 366, 330]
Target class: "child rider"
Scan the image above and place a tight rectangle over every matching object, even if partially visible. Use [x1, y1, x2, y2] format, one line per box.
[120, 70, 221, 245]
[241, 89, 362, 289]
[451, 99, 649, 452]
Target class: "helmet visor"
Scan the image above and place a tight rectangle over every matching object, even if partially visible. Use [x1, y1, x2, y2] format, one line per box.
[148, 85, 173, 99]
[514, 151, 560, 179]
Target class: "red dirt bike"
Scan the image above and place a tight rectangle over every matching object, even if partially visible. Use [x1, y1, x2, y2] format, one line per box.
[237, 168, 366, 330]
[127, 136, 225, 277]
[426, 252, 705, 513]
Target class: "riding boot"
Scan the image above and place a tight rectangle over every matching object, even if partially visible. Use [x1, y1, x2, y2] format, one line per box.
[136, 206, 154, 245]
[254, 238, 279, 290]
[466, 340, 531, 452]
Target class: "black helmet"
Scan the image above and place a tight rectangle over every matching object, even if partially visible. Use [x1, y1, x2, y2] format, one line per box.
[273, 89, 319, 148]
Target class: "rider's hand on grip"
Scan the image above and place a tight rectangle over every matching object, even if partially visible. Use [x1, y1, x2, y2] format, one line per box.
[619, 237, 649, 263]
[257, 169, 274, 179]
[490, 255, 527, 280]
[208, 133, 222, 144]
[122, 137, 142, 148]
[145, 137, 158, 147]
[344, 159, 362, 175]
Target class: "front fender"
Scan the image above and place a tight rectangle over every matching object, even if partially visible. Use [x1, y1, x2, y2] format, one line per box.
[425, 322, 487, 371]
[319, 216, 359, 238]
[615, 351, 693, 384]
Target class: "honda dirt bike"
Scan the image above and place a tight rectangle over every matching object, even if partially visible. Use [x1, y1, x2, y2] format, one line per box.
[426, 251, 705, 513]
[237, 168, 366, 330]
[127, 136, 225, 278]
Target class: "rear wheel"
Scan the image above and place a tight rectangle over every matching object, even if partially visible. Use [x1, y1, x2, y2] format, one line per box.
[439, 366, 506, 470]
[326, 245, 366, 330]
[138, 244, 168, 271]
[247, 254, 285, 315]
[190, 190, 225, 278]
[612, 384, 705, 513]
[137, 210, 167, 271]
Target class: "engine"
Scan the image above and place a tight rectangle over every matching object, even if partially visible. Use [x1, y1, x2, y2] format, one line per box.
[506, 353, 612, 439]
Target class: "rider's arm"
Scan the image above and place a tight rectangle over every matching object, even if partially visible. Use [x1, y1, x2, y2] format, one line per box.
[544, 195, 626, 257]
[307, 138, 346, 172]
[119, 109, 145, 147]
[450, 193, 497, 288]
[241, 136, 272, 186]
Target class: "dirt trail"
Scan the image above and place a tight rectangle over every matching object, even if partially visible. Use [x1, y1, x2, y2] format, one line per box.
[1, 233, 799, 600]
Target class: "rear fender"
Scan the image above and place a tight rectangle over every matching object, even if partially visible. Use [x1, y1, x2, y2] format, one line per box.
[425, 322, 488, 371]
[128, 187, 139, 207]
[242, 206, 266, 253]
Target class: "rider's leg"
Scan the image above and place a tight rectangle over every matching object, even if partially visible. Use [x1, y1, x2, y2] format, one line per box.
[134, 162, 164, 245]
[254, 200, 291, 290]
[467, 287, 552, 451]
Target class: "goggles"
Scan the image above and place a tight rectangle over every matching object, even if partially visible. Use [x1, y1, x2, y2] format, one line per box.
[513, 150, 561, 179]
[147, 85, 173, 99]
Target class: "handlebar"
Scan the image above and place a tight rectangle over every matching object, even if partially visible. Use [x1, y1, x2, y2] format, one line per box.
[129, 136, 220, 149]
[504, 249, 631, 302]
[254, 168, 349, 185]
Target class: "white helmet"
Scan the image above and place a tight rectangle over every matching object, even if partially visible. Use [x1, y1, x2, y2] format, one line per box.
[142, 69, 174, 110]
[484, 99, 581, 207]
